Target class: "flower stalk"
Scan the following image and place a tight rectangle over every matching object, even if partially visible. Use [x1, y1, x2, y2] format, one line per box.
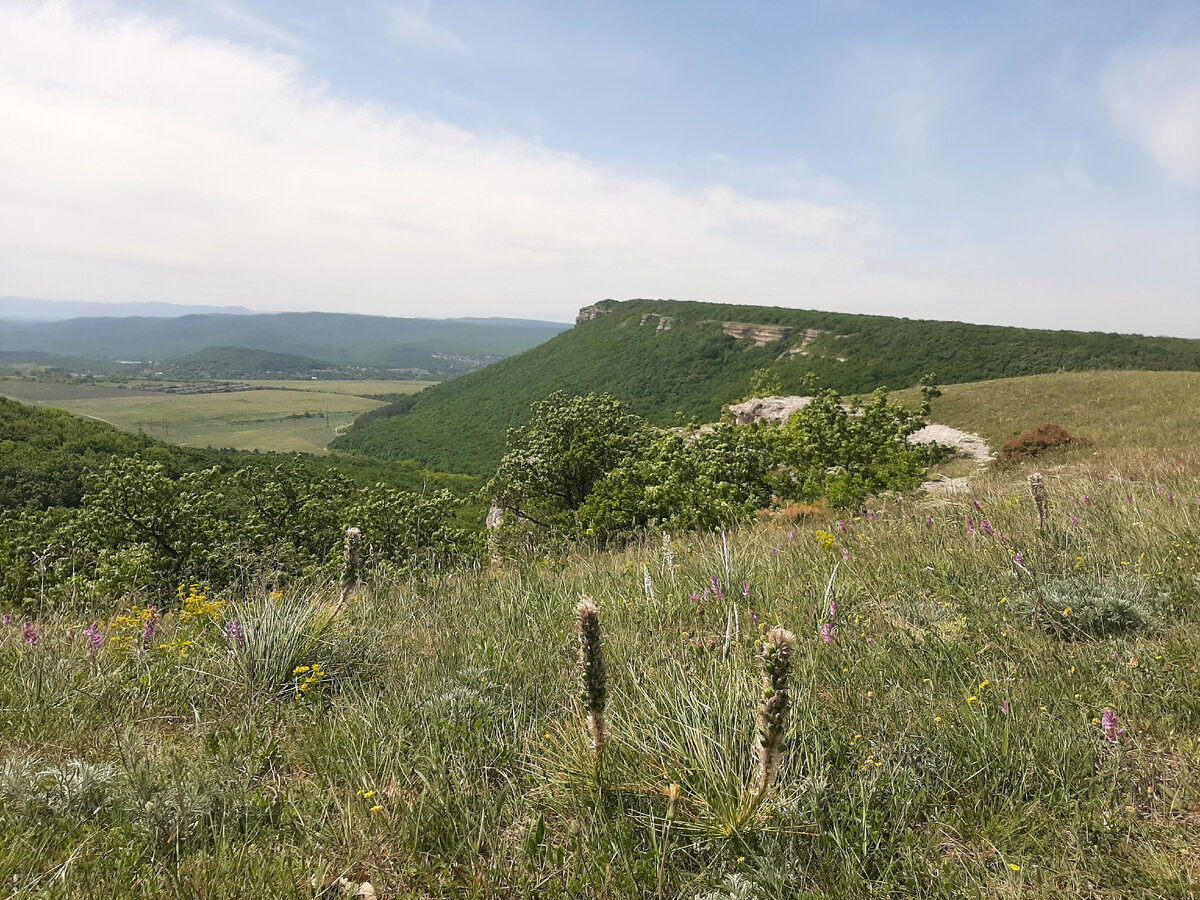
[577, 594, 608, 760]
[1029, 473, 1049, 528]
[340, 526, 364, 607]
[752, 626, 796, 800]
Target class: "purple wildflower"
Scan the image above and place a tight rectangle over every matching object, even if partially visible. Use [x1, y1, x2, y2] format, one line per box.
[842, 547, 852, 562]
[1125, 494, 1132, 505]
[1082, 495, 1091, 507]
[141, 607, 159, 651]
[837, 520, 847, 532]
[925, 516, 933, 526]
[1156, 484, 1164, 495]
[82, 622, 104, 658]
[829, 600, 839, 621]
[1070, 515, 1079, 528]
[1068, 495, 1078, 506]
[1001, 700, 1010, 715]
[22, 622, 38, 645]
[1101, 708, 1126, 743]
[689, 590, 700, 603]
[820, 623, 835, 644]
[709, 576, 725, 603]
[868, 512, 877, 523]
[788, 530, 795, 540]
[1, 613, 13, 626]
[749, 609, 759, 628]
[770, 547, 778, 556]
[979, 519, 996, 537]
[1168, 493, 1175, 506]
[223, 619, 245, 649]
[741, 581, 751, 600]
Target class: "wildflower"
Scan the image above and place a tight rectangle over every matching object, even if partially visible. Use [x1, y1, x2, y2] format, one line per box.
[140, 606, 159, 652]
[967, 696, 979, 704]
[842, 547, 852, 562]
[576, 595, 608, 757]
[1, 613, 13, 626]
[1001, 700, 1010, 715]
[753, 626, 796, 797]
[1070, 515, 1079, 528]
[22, 622, 38, 645]
[978, 519, 996, 537]
[1009, 864, 1021, 872]
[709, 576, 725, 602]
[979, 680, 990, 690]
[741, 581, 750, 600]
[814, 530, 835, 550]
[369, 805, 384, 814]
[925, 516, 933, 525]
[643, 563, 655, 600]
[340, 526, 364, 605]
[1101, 709, 1126, 743]
[770, 547, 778, 556]
[1168, 493, 1175, 506]
[82, 622, 104, 658]
[689, 590, 700, 603]
[828, 600, 839, 620]
[820, 623, 835, 643]
[1029, 473, 1048, 527]
[836, 520, 847, 532]
[224, 619, 245, 649]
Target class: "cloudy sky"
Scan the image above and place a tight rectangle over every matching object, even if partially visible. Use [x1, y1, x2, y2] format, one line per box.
[2, 1, 1198, 334]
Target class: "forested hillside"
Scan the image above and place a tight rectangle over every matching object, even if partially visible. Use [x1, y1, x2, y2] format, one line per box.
[333, 298, 1200, 475]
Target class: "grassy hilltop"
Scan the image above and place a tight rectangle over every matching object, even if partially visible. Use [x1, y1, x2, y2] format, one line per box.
[332, 298, 1200, 475]
[2, 370, 1199, 897]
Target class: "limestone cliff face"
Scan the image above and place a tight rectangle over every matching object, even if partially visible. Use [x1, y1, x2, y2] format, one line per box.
[575, 300, 619, 325]
[721, 322, 792, 346]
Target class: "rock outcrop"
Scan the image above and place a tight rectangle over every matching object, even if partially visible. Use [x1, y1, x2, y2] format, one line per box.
[721, 322, 792, 346]
[726, 395, 815, 425]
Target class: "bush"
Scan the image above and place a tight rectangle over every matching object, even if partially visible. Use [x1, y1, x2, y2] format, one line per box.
[999, 423, 1087, 463]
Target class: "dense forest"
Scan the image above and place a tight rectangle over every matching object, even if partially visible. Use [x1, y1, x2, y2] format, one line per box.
[333, 298, 1200, 475]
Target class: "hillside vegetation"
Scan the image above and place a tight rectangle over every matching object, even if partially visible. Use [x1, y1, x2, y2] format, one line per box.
[2, 371, 1199, 897]
[333, 298, 1200, 475]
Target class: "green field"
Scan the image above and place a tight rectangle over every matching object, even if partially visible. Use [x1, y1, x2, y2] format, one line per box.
[238, 379, 438, 396]
[0, 378, 389, 454]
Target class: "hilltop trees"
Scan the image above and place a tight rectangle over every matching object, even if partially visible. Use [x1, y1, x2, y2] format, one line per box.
[490, 388, 943, 541]
[487, 391, 648, 528]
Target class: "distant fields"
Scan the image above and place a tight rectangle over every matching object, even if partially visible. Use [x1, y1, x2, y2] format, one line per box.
[0, 378, 434, 454]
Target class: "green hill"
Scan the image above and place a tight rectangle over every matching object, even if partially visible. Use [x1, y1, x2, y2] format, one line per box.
[332, 298, 1200, 475]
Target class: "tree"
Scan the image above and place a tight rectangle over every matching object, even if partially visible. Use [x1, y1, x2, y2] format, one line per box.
[487, 392, 648, 528]
[777, 388, 932, 509]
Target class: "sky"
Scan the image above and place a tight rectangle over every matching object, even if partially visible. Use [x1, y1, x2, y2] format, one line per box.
[1, 1, 1198, 335]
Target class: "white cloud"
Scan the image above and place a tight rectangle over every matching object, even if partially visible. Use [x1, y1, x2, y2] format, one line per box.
[0, 2, 876, 319]
[1103, 39, 1200, 186]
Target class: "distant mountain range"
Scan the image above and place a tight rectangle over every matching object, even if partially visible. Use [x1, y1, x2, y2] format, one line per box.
[0, 298, 258, 320]
[0, 310, 571, 377]
[331, 297, 1200, 475]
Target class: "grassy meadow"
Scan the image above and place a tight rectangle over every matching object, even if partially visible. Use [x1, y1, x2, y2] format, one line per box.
[2, 372, 1199, 898]
[0, 378, 434, 455]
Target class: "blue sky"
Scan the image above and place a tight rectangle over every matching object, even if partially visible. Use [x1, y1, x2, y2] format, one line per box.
[1, 1, 1198, 335]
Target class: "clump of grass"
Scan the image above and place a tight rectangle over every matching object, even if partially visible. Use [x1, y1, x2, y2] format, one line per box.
[225, 588, 359, 698]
